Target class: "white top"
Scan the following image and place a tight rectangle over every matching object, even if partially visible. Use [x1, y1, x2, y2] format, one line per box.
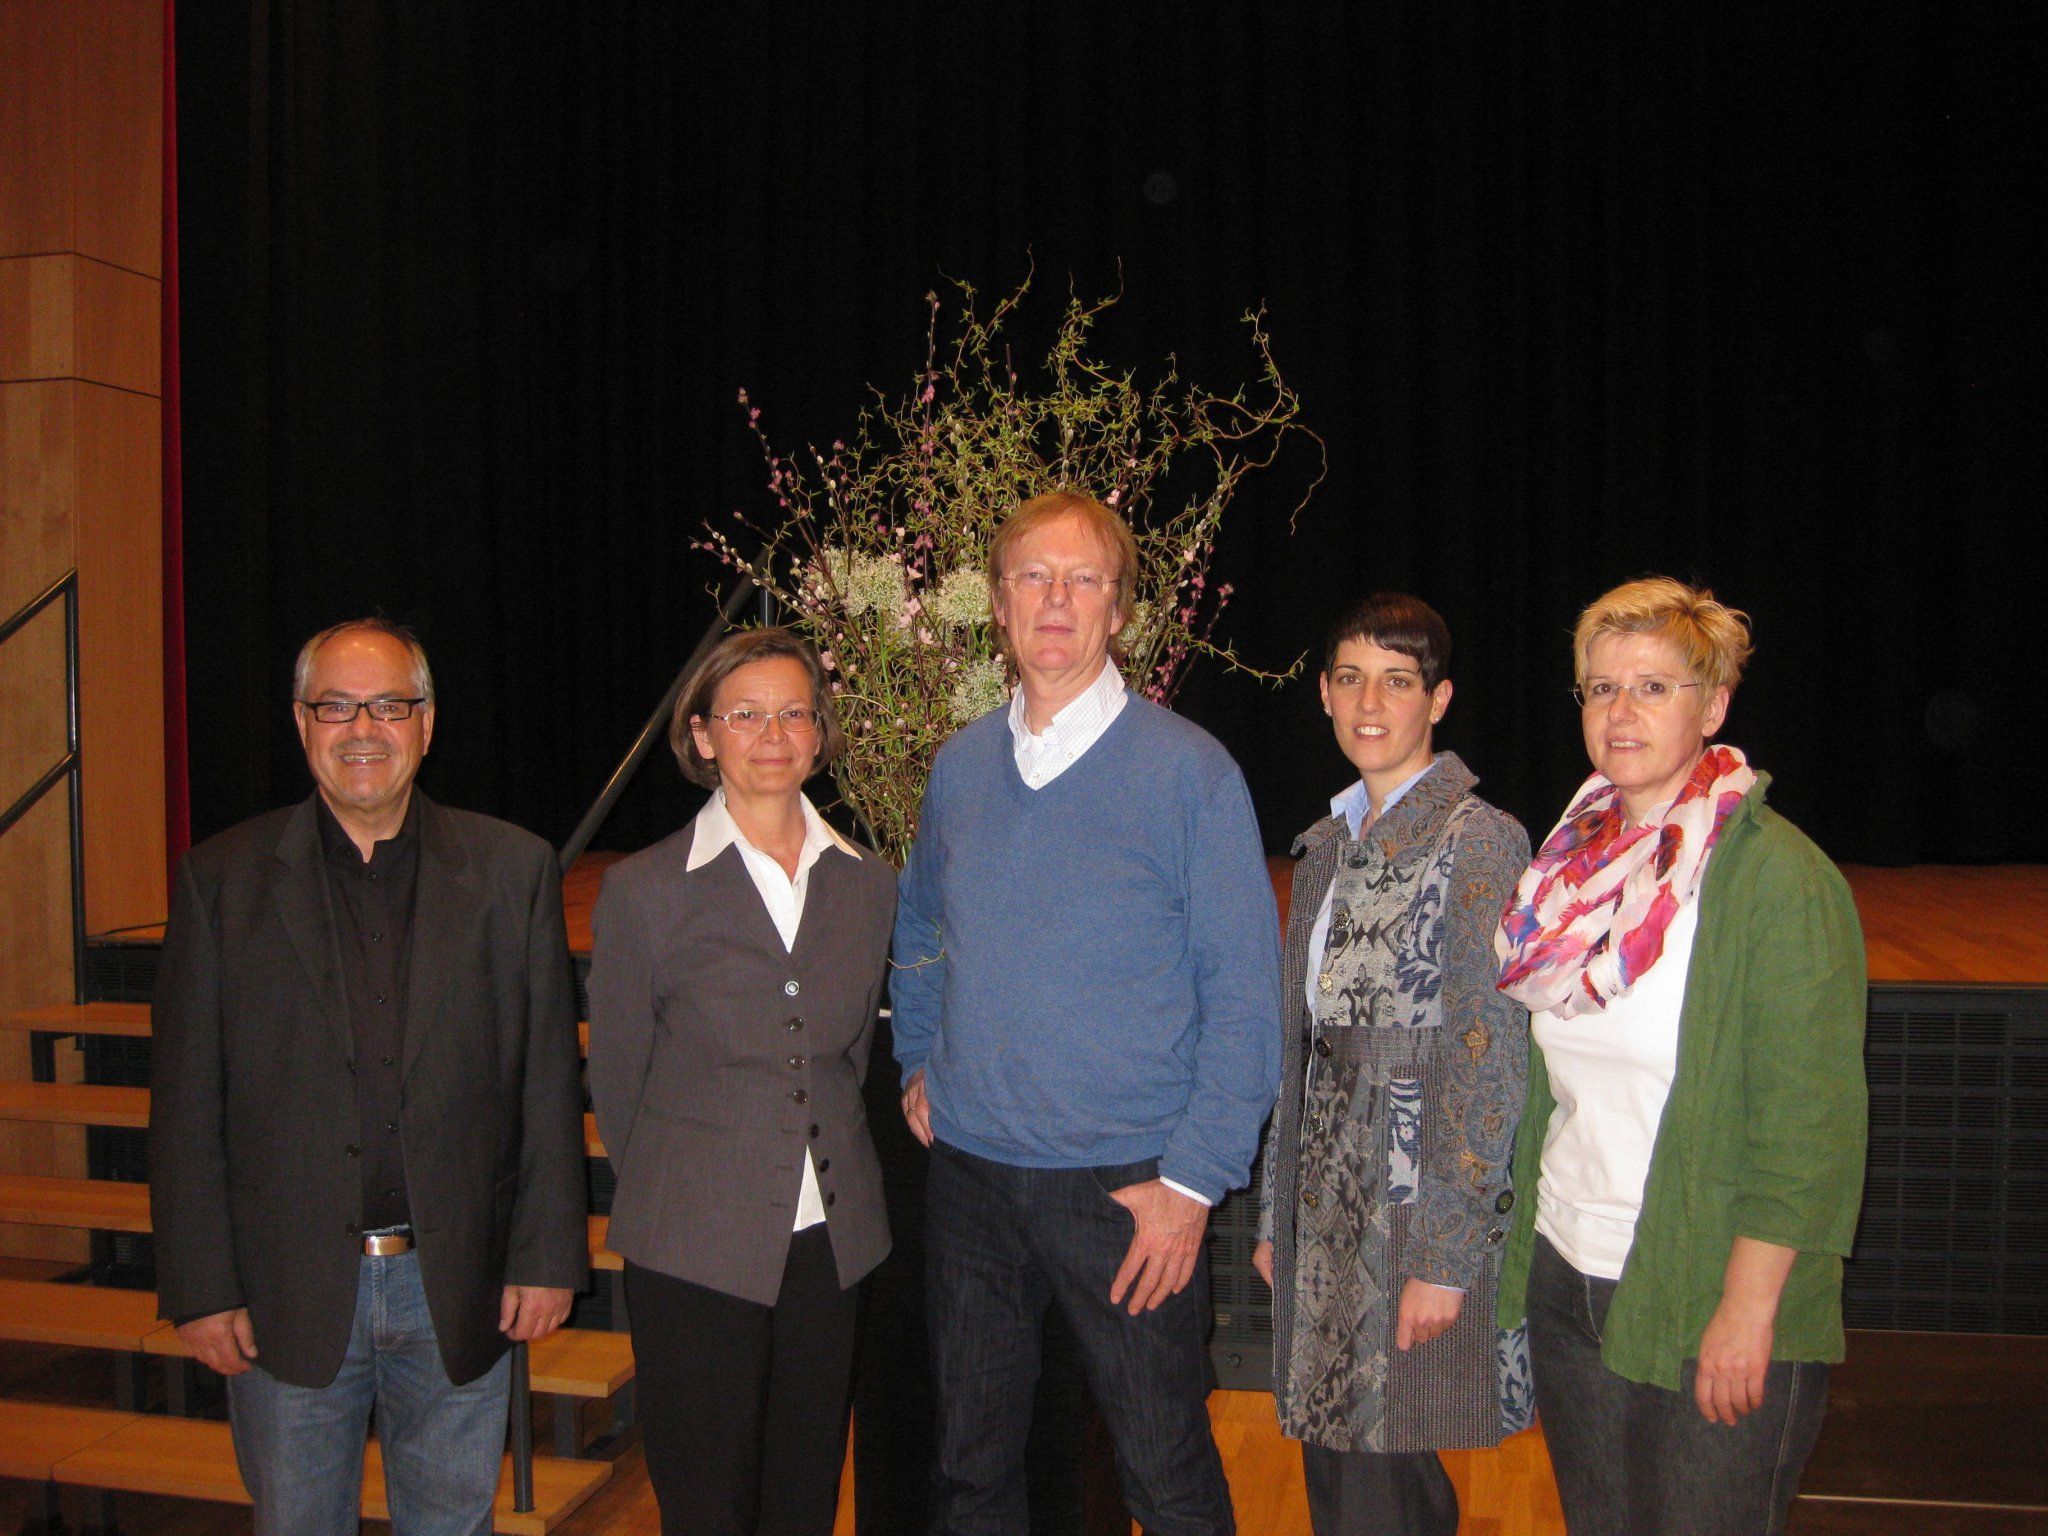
[1003, 659, 1208, 1208]
[1530, 898, 1700, 1279]
[1008, 657, 1128, 790]
[689, 788, 861, 1231]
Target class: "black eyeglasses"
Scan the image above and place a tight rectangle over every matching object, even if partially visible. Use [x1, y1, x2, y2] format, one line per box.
[298, 697, 428, 724]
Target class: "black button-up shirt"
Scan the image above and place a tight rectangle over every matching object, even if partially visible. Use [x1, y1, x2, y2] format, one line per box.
[316, 795, 420, 1231]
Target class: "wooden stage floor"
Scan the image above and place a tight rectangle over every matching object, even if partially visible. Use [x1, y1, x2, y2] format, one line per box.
[562, 856, 2048, 986]
[108, 857, 2048, 988]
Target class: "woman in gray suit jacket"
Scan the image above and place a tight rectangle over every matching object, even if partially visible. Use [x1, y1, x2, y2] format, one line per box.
[586, 627, 898, 1536]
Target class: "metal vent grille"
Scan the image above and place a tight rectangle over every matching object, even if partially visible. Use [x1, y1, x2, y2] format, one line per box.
[1207, 1152, 1275, 1390]
[81, 941, 160, 1002]
[1849, 986, 2048, 1333]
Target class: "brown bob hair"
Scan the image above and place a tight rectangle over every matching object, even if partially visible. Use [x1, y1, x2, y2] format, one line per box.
[668, 627, 847, 790]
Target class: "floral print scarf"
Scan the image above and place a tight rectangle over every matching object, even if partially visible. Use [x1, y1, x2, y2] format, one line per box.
[1494, 744, 1756, 1019]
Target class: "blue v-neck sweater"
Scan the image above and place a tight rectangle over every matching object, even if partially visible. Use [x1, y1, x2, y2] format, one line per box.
[890, 696, 1282, 1203]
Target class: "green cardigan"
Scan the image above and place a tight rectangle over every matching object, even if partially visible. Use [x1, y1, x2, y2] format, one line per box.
[1496, 774, 1868, 1392]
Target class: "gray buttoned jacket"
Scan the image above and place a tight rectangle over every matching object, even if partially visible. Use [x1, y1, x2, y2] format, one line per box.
[585, 816, 897, 1304]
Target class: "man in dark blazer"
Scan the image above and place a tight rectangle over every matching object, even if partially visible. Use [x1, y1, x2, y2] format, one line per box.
[149, 618, 588, 1536]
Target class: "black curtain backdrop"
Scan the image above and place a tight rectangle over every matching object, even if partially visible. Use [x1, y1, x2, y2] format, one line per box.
[175, 4, 2041, 867]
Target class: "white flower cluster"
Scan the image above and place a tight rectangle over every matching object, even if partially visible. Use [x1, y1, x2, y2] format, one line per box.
[815, 547, 904, 617]
[946, 657, 1009, 722]
[928, 568, 991, 629]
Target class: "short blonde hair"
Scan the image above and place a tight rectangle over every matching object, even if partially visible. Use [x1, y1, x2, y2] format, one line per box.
[986, 490, 1140, 663]
[1573, 577, 1753, 694]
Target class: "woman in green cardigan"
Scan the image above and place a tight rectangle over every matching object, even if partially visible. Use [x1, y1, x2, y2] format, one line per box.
[1492, 577, 1867, 1536]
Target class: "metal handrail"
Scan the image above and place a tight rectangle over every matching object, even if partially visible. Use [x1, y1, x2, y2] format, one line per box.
[555, 576, 758, 874]
[0, 570, 87, 1005]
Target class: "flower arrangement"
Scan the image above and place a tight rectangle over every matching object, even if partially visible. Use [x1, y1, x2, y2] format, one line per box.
[699, 273, 1321, 864]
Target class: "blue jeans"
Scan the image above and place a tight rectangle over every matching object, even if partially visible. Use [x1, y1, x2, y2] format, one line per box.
[227, 1251, 511, 1536]
[924, 1140, 1233, 1536]
[1525, 1232, 1829, 1536]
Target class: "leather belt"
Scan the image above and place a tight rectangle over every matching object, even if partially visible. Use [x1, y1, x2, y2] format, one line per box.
[361, 1227, 414, 1256]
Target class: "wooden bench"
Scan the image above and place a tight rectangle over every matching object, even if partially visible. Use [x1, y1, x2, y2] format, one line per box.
[0, 1174, 151, 1233]
[0, 1081, 150, 1130]
[31, 1407, 613, 1534]
[0, 1004, 591, 1056]
[0, 1399, 138, 1532]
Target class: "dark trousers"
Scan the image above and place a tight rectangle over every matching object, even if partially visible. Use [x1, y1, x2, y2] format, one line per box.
[1300, 1443, 1457, 1536]
[1525, 1232, 1829, 1536]
[924, 1139, 1234, 1536]
[626, 1225, 861, 1536]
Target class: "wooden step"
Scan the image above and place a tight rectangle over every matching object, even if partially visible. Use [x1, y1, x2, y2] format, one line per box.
[139, 1305, 634, 1403]
[0, 1002, 152, 1038]
[0, 1279, 165, 1351]
[588, 1214, 619, 1271]
[0, 1081, 150, 1130]
[0, 1004, 593, 1055]
[49, 1412, 612, 1534]
[0, 1400, 138, 1481]
[0, 1174, 614, 1274]
[526, 1326, 634, 1399]
[0, 1175, 151, 1233]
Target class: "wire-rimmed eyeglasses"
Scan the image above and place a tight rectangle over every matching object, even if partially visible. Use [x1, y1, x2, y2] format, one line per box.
[1571, 679, 1702, 710]
[702, 706, 820, 735]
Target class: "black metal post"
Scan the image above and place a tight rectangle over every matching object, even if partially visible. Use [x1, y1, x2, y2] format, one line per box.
[64, 571, 86, 1005]
[510, 1340, 535, 1512]
[556, 577, 756, 874]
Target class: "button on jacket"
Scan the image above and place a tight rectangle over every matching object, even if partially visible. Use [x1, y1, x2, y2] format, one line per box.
[586, 814, 898, 1304]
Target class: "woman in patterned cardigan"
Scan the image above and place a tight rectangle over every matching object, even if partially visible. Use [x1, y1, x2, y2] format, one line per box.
[1255, 593, 1532, 1536]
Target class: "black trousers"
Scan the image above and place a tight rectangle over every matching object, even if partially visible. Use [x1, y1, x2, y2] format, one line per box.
[626, 1225, 862, 1536]
[1300, 1443, 1457, 1536]
[924, 1140, 1234, 1536]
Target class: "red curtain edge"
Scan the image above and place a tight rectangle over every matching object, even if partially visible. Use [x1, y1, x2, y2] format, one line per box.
[162, 0, 191, 871]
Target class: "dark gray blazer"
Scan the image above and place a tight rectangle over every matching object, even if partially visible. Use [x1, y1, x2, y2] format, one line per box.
[585, 815, 897, 1306]
[148, 792, 590, 1388]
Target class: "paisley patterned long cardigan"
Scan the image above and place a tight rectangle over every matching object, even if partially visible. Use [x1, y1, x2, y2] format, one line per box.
[1258, 752, 1533, 1454]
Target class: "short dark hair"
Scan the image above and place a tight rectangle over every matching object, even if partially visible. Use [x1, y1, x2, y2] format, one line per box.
[1322, 592, 1452, 690]
[669, 627, 847, 790]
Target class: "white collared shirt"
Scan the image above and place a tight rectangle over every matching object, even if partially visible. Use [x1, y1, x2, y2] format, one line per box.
[689, 789, 861, 1230]
[1006, 658, 1210, 1208]
[1008, 657, 1129, 790]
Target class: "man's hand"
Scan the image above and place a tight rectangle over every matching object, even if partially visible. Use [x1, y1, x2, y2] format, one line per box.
[1106, 1179, 1208, 1315]
[499, 1285, 574, 1343]
[177, 1307, 258, 1376]
[1394, 1279, 1464, 1350]
[1251, 1238, 1275, 1289]
[901, 1069, 933, 1147]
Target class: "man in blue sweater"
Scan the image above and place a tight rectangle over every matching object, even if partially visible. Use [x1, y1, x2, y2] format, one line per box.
[893, 490, 1283, 1535]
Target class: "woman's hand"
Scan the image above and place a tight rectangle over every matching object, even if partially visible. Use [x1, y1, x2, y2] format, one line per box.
[1252, 1239, 1274, 1288]
[1395, 1279, 1464, 1350]
[901, 1068, 933, 1146]
[1695, 1236, 1798, 1423]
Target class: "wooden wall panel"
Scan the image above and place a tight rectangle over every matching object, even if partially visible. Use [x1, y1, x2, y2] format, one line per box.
[67, 0, 162, 277]
[0, 791, 88, 1266]
[0, 1, 77, 258]
[0, 379, 78, 615]
[76, 382, 166, 934]
[0, 254, 159, 394]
